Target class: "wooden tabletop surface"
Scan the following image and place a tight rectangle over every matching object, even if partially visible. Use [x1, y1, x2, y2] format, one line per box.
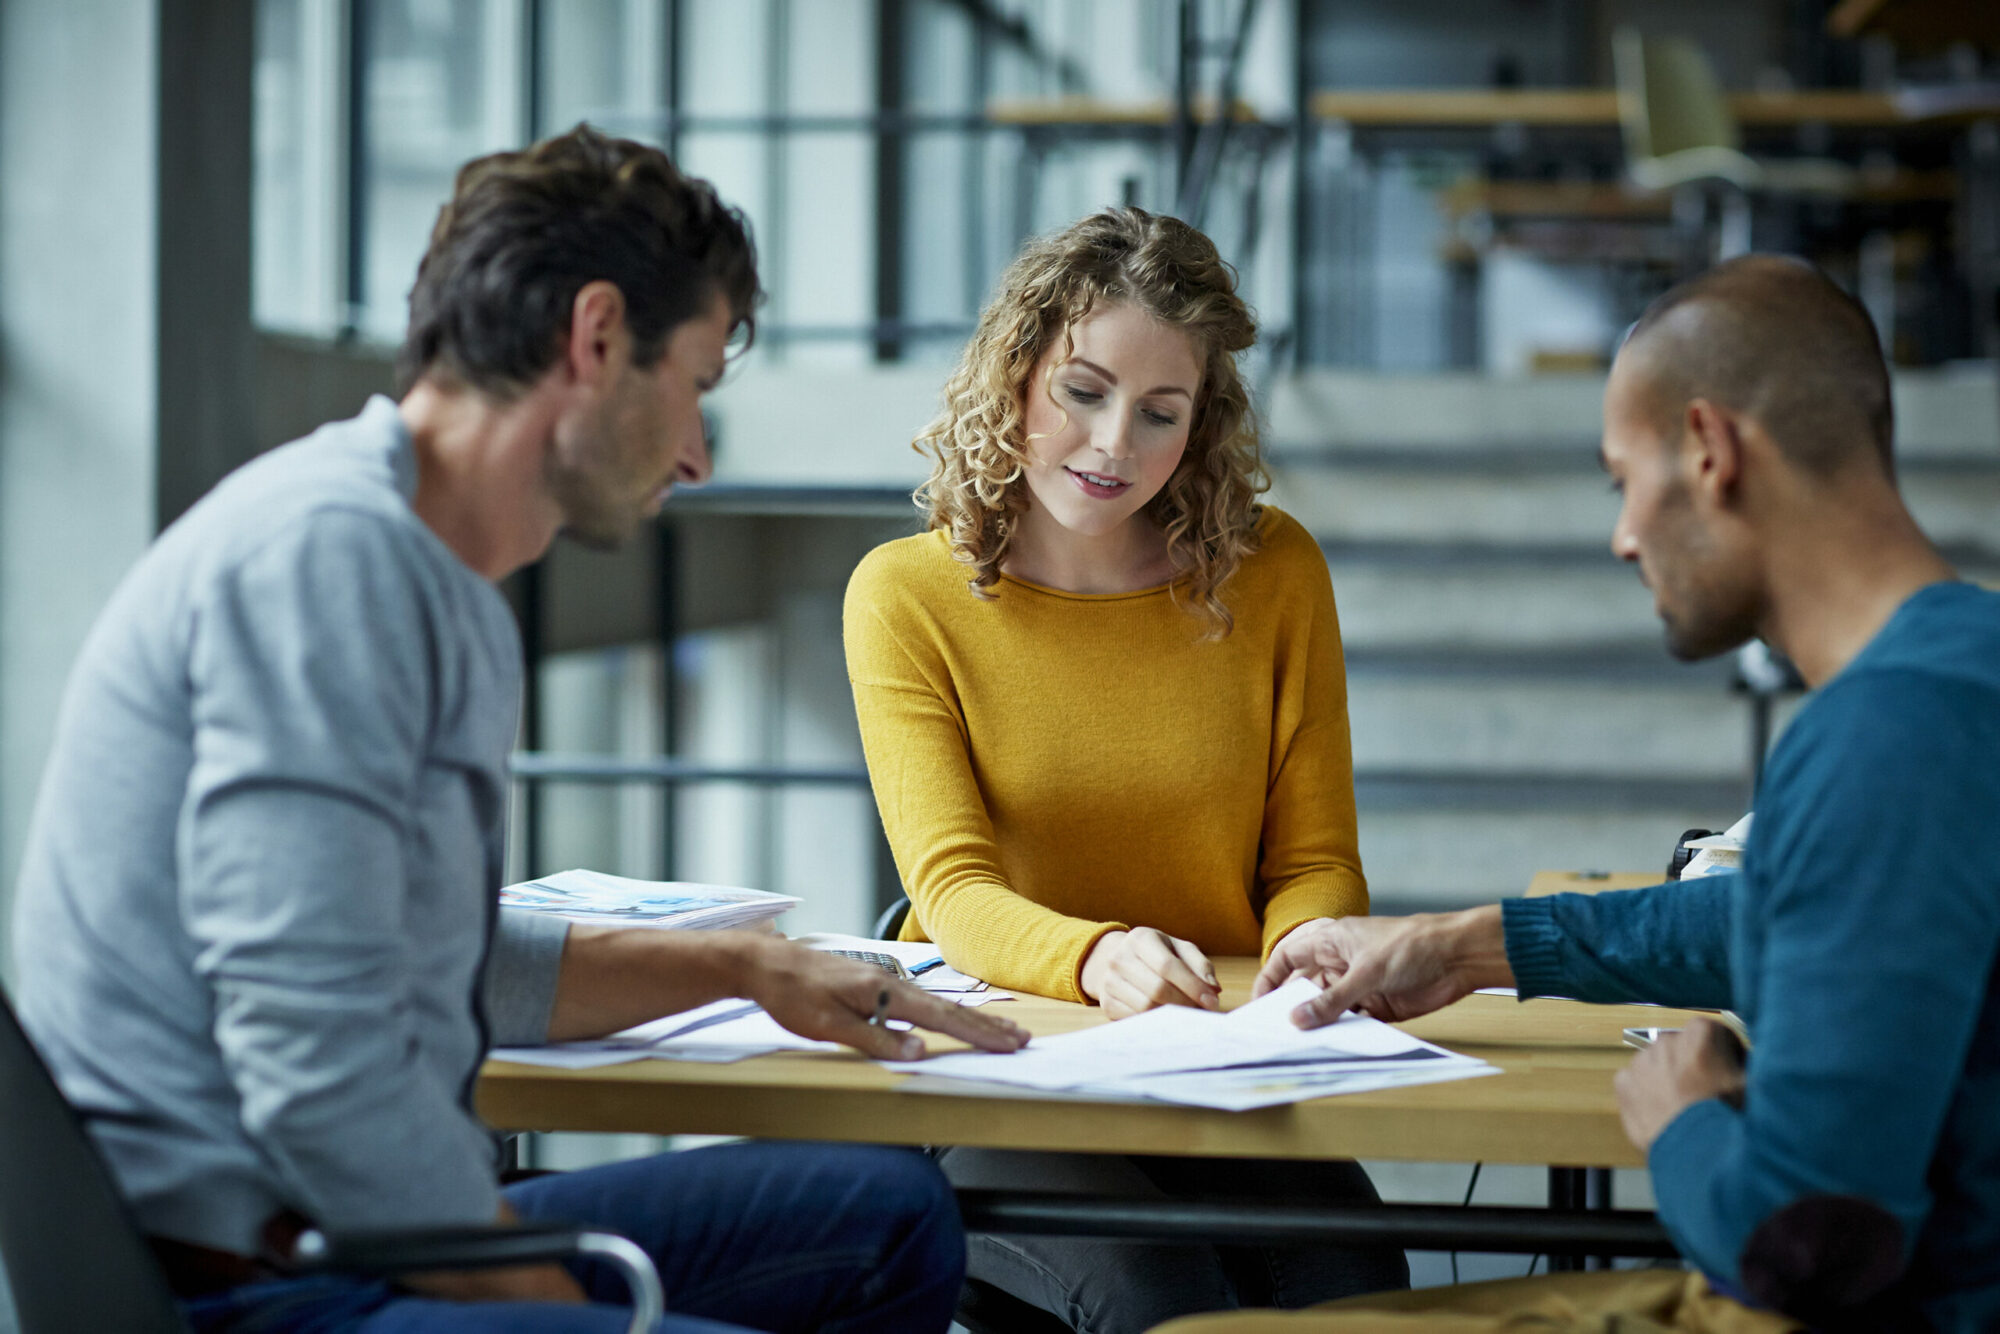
[481, 876, 1695, 1169]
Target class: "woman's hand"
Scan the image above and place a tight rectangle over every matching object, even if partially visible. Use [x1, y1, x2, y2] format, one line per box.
[1080, 928, 1220, 1019]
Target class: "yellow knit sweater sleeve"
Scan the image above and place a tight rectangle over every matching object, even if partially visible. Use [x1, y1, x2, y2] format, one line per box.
[842, 545, 1124, 1001]
[1253, 512, 1370, 955]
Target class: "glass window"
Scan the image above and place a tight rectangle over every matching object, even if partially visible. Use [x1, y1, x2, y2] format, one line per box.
[253, 0, 343, 332]
[538, 0, 668, 139]
[355, 0, 526, 342]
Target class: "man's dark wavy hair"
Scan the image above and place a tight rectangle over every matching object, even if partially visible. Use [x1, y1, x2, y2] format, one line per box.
[396, 123, 760, 397]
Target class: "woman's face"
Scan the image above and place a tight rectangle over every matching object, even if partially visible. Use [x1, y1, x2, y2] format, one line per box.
[1016, 302, 1203, 543]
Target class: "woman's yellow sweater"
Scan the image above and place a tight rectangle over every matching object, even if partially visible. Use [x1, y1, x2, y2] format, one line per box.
[842, 507, 1367, 1002]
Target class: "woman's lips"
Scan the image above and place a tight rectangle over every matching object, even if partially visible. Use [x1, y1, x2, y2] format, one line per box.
[1065, 467, 1131, 500]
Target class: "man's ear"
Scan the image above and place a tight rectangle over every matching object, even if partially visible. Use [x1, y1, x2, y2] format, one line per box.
[564, 280, 629, 387]
[1683, 397, 1743, 505]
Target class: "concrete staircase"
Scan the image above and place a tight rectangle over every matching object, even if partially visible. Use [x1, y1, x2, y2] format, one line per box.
[1262, 369, 2000, 911]
[686, 363, 2000, 918]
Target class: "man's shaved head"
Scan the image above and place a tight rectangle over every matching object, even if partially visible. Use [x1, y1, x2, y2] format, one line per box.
[1622, 255, 1893, 477]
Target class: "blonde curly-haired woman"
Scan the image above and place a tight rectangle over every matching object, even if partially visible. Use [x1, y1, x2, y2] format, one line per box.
[842, 207, 1408, 1333]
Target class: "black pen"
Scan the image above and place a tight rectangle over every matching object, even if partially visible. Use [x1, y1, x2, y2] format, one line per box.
[868, 987, 891, 1028]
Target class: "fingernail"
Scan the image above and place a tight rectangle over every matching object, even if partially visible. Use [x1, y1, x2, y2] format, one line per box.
[900, 1036, 922, 1059]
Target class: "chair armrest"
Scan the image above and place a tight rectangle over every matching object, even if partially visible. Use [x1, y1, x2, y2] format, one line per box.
[291, 1221, 588, 1274]
[291, 1223, 663, 1334]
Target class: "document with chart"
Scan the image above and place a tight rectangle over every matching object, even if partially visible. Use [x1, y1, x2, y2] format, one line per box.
[886, 976, 1497, 1111]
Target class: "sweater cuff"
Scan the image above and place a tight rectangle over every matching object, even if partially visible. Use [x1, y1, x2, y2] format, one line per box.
[483, 909, 570, 1046]
[1068, 920, 1132, 1005]
[1500, 895, 1567, 999]
[1261, 878, 1369, 961]
[1647, 1095, 1741, 1273]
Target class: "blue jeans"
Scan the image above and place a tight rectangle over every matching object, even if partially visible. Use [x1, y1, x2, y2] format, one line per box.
[181, 1141, 965, 1333]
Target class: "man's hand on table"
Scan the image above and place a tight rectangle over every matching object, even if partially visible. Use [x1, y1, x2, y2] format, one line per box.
[1615, 1015, 1747, 1153]
[741, 934, 1028, 1060]
[1080, 927, 1221, 1019]
[1255, 908, 1515, 1029]
[544, 925, 1026, 1059]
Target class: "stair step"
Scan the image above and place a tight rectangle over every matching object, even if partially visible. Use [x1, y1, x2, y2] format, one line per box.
[1358, 807, 1744, 911]
[1345, 643, 1735, 682]
[1353, 770, 1749, 814]
[1348, 677, 1773, 778]
[1275, 468, 2000, 552]
[1326, 558, 1659, 649]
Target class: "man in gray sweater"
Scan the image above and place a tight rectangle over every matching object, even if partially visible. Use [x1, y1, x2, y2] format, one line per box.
[9, 126, 1023, 1333]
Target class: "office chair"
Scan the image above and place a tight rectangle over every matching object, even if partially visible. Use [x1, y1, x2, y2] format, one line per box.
[873, 894, 912, 942]
[0, 987, 663, 1334]
[1613, 28, 1854, 259]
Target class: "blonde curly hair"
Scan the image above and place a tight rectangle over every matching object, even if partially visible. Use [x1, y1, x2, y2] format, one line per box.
[914, 207, 1268, 636]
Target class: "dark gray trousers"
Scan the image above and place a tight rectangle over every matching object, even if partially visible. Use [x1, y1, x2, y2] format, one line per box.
[940, 1147, 1410, 1334]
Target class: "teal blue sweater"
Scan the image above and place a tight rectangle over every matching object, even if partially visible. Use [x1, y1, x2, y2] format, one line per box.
[1504, 582, 2000, 1332]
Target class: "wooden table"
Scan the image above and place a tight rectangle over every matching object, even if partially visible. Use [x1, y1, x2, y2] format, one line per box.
[481, 880, 1693, 1257]
[481, 955, 1695, 1171]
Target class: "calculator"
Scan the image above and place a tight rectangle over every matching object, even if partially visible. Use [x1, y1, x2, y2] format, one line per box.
[825, 949, 912, 980]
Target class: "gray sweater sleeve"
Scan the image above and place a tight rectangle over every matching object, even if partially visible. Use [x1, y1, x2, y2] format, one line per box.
[179, 513, 501, 1229]
[485, 910, 570, 1046]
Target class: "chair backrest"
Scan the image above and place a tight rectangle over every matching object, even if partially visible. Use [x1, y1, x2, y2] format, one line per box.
[0, 987, 188, 1333]
[1614, 27, 1741, 162]
[873, 895, 912, 942]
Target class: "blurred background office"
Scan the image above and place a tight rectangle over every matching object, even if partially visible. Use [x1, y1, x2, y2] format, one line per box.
[1, 0, 1998, 1317]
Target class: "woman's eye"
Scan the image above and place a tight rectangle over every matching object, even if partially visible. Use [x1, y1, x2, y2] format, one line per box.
[1063, 385, 1103, 405]
[1143, 409, 1179, 428]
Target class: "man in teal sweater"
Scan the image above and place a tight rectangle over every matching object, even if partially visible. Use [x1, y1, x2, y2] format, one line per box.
[1198, 257, 2000, 1332]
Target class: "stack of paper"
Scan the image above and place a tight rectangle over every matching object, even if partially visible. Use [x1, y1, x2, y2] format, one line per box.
[1682, 813, 1753, 880]
[792, 932, 990, 995]
[501, 869, 801, 931]
[885, 977, 1496, 1111]
[494, 998, 845, 1069]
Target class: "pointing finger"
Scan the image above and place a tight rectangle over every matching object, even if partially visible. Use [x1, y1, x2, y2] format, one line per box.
[1291, 965, 1375, 1030]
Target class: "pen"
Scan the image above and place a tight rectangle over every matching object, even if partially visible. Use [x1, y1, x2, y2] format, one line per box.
[868, 987, 891, 1029]
[909, 958, 947, 977]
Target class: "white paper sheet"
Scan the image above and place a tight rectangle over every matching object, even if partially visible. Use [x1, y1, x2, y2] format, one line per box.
[792, 932, 989, 993]
[880, 977, 1494, 1109]
[488, 988, 1012, 1069]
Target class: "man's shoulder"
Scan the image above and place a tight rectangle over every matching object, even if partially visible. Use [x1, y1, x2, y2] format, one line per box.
[161, 401, 436, 585]
[1852, 582, 2000, 695]
[196, 401, 410, 536]
[1769, 590, 2000, 813]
